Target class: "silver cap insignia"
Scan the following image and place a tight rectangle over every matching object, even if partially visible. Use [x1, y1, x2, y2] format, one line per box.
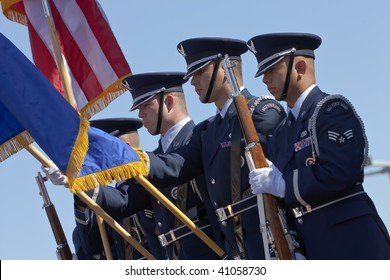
[247, 40, 257, 54]
[177, 44, 186, 57]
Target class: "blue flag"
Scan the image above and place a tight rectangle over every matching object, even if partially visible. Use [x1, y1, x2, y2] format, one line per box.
[0, 101, 34, 161]
[0, 32, 147, 192]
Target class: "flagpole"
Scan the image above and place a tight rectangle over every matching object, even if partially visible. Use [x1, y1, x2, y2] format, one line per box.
[37, 0, 107, 259]
[41, 0, 76, 109]
[25, 145, 155, 260]
[135, 175, 226, 258]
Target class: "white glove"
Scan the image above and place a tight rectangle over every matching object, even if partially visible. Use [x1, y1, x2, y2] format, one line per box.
[248, 159, 285, 198]
[41, 163, 68, 186]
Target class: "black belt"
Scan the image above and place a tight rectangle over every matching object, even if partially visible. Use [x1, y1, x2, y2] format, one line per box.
[158, 218, 211, 247]
[292, 191, 365, 218]
[215, 194, 257, 222]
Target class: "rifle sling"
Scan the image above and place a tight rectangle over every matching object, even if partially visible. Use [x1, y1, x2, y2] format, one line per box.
[228, 116, 246, 256]
[172, 182, 189, 259]
[225, 94, 260, 258]
[230, 116, 242, 205]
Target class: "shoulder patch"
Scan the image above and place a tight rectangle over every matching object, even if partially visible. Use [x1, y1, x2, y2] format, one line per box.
[260, 101, 283, 113]
[249, 96, 282, 116]
[309, 94, 369, 169]
[324, 99, 350, 113]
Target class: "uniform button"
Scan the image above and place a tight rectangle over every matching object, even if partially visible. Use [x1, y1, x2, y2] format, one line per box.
[157, 200, 161, 204]
[157, 222, 162, 227]
[211, 178, 216, 184]
[297, 218, 303, 224]
[214, 202, 218, 207]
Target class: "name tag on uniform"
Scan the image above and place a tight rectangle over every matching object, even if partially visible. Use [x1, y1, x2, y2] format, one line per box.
[294, 137, 312, 152]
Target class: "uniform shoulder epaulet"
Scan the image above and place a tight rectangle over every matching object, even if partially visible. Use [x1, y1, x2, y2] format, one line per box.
[309, 94, 369, 168]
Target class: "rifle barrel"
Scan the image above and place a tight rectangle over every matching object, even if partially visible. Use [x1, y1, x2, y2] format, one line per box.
[36, 172, 73, 260]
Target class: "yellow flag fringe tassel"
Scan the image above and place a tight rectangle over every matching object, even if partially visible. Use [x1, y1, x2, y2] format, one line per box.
[64, 118, 149, 192]
[68, 149, 149, 193]
[65, 118, 90, 178]
[79, 76, 130, 120]
[0, 131, 34, 162]
[1, 1, 28, 26]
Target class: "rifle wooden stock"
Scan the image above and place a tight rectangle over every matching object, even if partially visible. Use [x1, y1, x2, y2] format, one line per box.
[233, 95, 293, 260]
[36, 173, 72, 260]
[221, 55, 292, 259]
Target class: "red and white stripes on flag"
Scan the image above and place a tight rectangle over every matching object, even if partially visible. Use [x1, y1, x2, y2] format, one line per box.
[1, 0, 131, 119]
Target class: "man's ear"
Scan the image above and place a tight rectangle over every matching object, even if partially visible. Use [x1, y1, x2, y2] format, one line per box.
[295, 60, 306, 80]
[164, 94, 174, 111]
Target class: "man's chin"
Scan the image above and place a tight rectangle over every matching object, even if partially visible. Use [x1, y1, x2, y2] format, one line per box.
[272, 92, 283, 101]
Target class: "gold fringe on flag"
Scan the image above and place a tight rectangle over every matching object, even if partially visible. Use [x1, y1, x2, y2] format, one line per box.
[65, 117, 149, 193]
[79, 75, 130, 120]
[1, 0, 28, 26]
[68, 149, 149, 193]
[0, 130, 34, 162]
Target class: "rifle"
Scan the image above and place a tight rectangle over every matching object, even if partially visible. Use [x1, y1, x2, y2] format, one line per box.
[222, 55, 293, 259]
[36, 172, 73, 260]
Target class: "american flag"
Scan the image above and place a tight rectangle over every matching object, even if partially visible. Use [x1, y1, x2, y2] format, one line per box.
[1, 0, 131, 119]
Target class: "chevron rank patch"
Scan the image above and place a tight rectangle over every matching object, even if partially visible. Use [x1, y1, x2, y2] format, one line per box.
[328, 129, 353, 143]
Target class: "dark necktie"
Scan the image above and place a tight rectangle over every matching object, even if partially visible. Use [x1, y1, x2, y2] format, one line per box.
[215, 113, 223, 126]
[212, 114, 223, 139]
[287, 111, 295, 135]
[157, 139, 163, 153]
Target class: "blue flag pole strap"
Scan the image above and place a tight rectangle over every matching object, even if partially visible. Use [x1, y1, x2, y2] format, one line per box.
[0, 130, 34, 162]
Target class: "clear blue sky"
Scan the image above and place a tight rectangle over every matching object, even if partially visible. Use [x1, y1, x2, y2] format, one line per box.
[0, 0, 389, 260]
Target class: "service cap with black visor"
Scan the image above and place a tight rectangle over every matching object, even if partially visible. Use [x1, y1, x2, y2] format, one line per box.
[90, 118, 143, 137]
[177, 37, 248, 104]
[247, 33, 321, 101]
[89, 117, 143, 148]
[122, 72, 188, 135]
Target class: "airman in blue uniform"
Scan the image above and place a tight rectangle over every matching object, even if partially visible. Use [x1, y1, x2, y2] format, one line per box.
[145, 38, 286, 259]
[247, 32, 390, 259]
[71, 118, 161, 259]
[122, 72, 220, 260]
